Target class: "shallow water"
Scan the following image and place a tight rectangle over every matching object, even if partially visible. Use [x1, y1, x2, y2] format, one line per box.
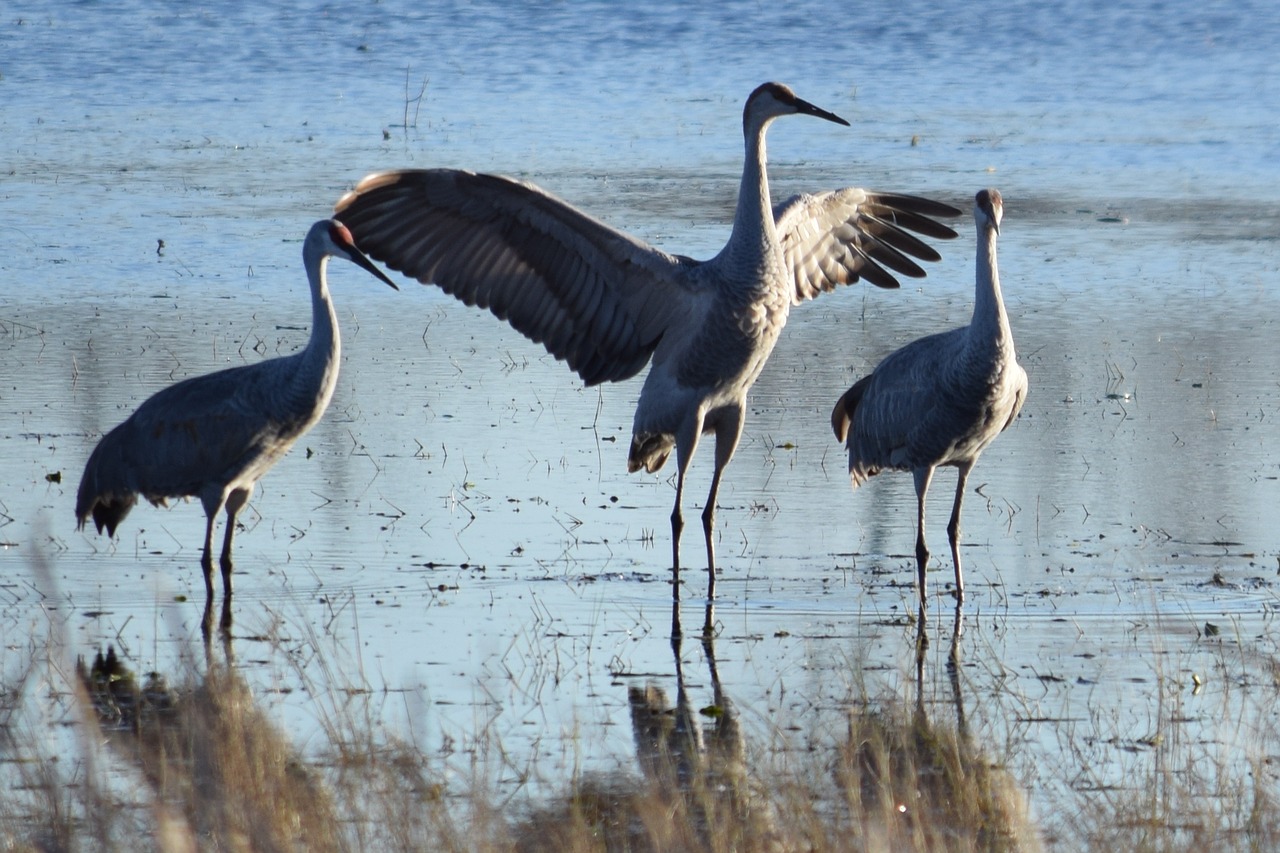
[4, 0, 1280, 842]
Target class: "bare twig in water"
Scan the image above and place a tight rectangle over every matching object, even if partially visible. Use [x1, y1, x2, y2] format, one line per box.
[402, 67, 429, 139]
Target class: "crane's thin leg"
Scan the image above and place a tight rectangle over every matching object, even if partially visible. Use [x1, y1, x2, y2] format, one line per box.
[219, 487, 251, 597]
[198, 491, 229, 598]
[701, 461, 723, 606]
[947, 462, 973, 605]
[671, 465, 686, 595]
[199, 511, 219, 599]
[671, 421, 703, 602]
[700, 408, 743, 622]
[912, 466, 935, 625]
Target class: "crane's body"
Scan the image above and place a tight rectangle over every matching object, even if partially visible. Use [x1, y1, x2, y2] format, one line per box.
[335, 83, 961, 617]
[76, 219, 397, 598]
[833, 189, 1026, 621]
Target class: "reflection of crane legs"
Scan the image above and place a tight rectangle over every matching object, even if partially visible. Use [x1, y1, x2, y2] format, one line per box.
[914, 602, 968, 741]
[201, 595, 234, 663]
[947, 604, 967, 742]
[631, 598, 775, 846]
[670, 574, 717, 640]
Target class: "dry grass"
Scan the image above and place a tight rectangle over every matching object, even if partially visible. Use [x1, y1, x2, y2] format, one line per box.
[0, 628, 1040, 852]
[3, 611, 1280, 852]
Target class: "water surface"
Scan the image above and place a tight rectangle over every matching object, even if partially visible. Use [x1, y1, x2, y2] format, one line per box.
[4, 0, 1280, 841]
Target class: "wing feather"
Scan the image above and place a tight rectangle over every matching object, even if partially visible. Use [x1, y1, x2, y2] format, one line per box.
[336, 169, 698, 386]
[776, 188, 962, 302]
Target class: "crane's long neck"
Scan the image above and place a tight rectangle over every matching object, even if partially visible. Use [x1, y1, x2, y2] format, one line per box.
[297, 249, 342, 416]
[720, 117, 778, 274]
[969, 224, 1013, 356]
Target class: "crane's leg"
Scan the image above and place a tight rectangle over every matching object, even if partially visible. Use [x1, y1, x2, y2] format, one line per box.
[700, 407, 744, 628]
[198, 497, 224, 599]
[947, 462, 974, 605]
[219, 486, 252, 597]
[199, 516, 218, 597]
[670, 420, 703, 603]
[671, 465, 686, 583]
[912, 466, 935, 624]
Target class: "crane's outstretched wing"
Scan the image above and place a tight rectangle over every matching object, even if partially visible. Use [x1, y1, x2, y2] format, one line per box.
[335, 169, 698, 386]
[775, 189, 962, 299]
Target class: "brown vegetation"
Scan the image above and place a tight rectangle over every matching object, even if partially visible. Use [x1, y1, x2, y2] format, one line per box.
[2, 608, 1278, 852]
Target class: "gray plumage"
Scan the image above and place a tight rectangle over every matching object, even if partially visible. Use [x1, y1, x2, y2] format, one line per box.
[334, 82, 961, 599]
[76, 219, 398, 598]
[832, 189, 1027, 620]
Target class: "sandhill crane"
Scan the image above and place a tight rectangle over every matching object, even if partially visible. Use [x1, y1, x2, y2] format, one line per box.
[334, 82, 961, 611]
[832, 189, 1026, 623]
[76, 219, 398, 600]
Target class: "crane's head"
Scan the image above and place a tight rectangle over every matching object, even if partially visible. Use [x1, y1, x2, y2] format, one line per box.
[312, 219, 399, 290]
[976, 189, 1003, 236]
[743, 82, 850, 134]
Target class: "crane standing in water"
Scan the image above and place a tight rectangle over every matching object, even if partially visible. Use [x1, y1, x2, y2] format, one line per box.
[335, 83, 961, 615]
[832, 189, 1026, 624]
[76, 219, 398, 600]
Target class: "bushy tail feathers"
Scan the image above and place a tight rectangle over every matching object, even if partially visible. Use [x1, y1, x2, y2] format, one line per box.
[832, 375, 882, 488]
[627, 431, 673, 475]
[76, 433, 139, 537]
[831, 374, 870, 444]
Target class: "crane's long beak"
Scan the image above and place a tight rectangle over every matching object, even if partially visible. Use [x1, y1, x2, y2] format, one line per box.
[330, 219, 400, 289]
[794, 97, 850, 127]
[351, 247, 399, 290]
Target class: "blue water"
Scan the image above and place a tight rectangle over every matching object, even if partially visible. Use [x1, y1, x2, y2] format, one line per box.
[5, 1, 1280, 844]
[6, 0, 1280, 201]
